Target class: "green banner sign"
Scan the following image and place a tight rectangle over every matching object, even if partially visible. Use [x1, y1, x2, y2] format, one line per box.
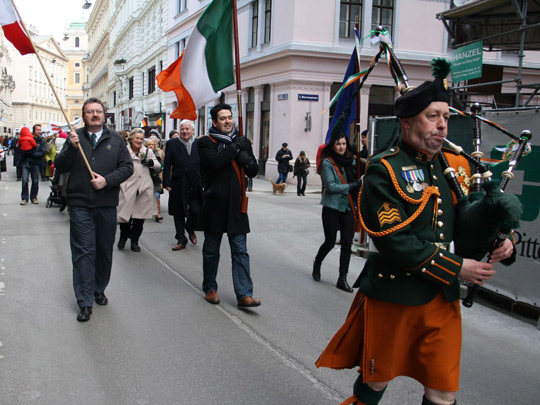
[451, 40, 483, 82]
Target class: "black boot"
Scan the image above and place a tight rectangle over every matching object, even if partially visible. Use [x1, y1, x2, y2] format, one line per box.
[312, 261, 321, 281]
[337, 273, 353, 293]
[117, 237, 127, 250]
[131, 241, 141, 252]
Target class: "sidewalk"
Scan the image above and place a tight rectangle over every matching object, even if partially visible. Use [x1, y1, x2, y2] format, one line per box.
[248, 176, 322, 195]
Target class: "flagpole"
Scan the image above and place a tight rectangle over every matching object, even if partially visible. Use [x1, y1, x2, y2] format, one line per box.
[10, 0, 95, 179]
[232, 0, 243, 137]
[231, 0, 247, 205]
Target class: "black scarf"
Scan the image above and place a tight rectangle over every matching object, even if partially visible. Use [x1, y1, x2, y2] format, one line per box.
[329, 150, 356, 184]
[209, 126, 239, 152]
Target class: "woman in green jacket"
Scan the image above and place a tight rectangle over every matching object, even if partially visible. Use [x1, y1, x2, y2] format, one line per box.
[313, 134, 362, 292]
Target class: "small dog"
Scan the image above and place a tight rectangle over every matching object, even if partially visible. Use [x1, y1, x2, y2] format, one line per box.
[270, 178, 287, 195]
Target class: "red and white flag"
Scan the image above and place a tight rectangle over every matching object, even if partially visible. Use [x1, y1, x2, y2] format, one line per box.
[0, 0, 34, 55]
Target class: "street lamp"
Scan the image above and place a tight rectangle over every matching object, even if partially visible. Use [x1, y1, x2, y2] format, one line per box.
[82, 1, 92, 10]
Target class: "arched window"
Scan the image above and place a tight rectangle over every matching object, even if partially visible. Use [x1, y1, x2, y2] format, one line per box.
[75, 37, 80, 47]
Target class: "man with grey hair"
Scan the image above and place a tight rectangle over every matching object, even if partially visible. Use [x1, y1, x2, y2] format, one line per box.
[163, 119, 203, 251]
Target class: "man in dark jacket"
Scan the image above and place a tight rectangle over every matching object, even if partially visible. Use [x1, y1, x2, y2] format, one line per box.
[163, 119, 203, 251]
[19, 125, 46, 205]
[196, 104, 261, 308]
[275, 142, 293, 184]
[55, 98, 133, 322]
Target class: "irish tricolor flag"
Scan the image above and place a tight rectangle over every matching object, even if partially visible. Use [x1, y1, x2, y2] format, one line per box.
[157, 0, 234, 120]
[0, 0, 34, 55]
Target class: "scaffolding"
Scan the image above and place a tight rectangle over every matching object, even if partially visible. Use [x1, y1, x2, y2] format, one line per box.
[437, 0, 540, 107]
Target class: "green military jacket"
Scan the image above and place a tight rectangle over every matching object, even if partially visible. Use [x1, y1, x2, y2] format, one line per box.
[356, 139, 468, 305]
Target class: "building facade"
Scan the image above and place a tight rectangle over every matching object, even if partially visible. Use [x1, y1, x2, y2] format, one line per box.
[105, 0, 168, 134]
[80, 0, 540, 180]
[62, 21, 88, 123]
[83, 0, 112, 110]
[10, 33, 67, 133]
[0, 30, 17, 137]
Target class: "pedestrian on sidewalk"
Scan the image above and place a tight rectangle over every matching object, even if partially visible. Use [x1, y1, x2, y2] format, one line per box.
[19, 126, 46, 205]
[117, 128, 161, 252]
[55, 98, 133, 322]
[293, 150, 310, 196]
[163, 120, 203, 251]
[312, 134, 361, 293]
[275, 142, 293, 184]
[144, 136, 164, 222]
[196, 104, 261, 309]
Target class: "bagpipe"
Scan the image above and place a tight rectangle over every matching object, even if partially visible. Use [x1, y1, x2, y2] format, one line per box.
[343, 27, 531, 307]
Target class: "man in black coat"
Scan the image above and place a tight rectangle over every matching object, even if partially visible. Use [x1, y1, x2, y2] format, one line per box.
[275, 142, 293, 184]
[196, 104, 261, 308]
[163, 119, 203, 251]
[55, 98, 133, 322]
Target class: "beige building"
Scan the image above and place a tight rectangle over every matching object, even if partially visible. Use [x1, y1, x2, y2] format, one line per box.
[10, 32, 67, 133]
[61, 21, 88, 123]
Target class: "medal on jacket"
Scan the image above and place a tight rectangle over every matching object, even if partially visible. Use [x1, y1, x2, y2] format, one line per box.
[401, 168, 425, 193]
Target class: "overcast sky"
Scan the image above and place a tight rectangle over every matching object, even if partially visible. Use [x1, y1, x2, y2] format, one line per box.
[15, 0, 91, 42]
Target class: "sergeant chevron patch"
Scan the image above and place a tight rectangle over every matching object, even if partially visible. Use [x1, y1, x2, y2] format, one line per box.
[377, 202, 402, 227]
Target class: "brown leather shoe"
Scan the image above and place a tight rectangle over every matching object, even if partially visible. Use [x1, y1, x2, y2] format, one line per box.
[172, 243, 185, 251]
[189, 233, 197, 244]
[237, 296, 261, 308]
[205, 291, 220, 304]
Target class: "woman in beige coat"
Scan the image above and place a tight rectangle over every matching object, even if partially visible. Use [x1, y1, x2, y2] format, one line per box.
[117, 128, 161, 252]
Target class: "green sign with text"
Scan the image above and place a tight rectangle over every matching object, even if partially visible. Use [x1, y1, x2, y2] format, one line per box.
[451, 41, 483, 82]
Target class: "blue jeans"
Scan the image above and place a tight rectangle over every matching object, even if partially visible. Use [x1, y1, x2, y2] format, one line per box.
[70, 207, 117, 308]
[202, 232, 254, 300]
[21, 163, 40, 201]
[276, 171, 288, 184]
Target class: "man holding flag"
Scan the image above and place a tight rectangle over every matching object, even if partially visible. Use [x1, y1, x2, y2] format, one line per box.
[196, 104, 260, 308]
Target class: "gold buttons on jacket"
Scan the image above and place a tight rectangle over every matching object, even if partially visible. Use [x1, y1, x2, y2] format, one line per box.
[437, 209, 443, 216]
[433, 175, 438, 181]
[406, 272, 411, 276]
[390, 274, 395, 279]
[437, 198, 442, 205]
[437, 221, 444, 228]
[421, 268, 427, 273]
[440, 233, 445, 240]
[378, 273, 383, 278]
[431, 260, 435, 265]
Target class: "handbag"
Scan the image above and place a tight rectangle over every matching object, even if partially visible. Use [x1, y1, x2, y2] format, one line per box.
[149, 167, 162, 186]
[288, 164, 293, 173]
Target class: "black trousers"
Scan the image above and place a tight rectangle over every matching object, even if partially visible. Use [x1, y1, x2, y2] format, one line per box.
[314, 206, 354, 274]
[174, 195, 201, 245]
[119, 218, 145, 243]
[70, 207, 116, 308]
[297, 174, 307, 195]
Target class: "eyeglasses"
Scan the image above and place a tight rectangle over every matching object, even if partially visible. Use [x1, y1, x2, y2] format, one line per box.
[84, 109, 104, 115]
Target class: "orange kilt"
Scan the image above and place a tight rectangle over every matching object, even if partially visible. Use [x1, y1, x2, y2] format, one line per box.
[316, 291, 462, 392]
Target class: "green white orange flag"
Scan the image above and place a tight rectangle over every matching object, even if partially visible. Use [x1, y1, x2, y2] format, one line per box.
[157, 0, 234, 120]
